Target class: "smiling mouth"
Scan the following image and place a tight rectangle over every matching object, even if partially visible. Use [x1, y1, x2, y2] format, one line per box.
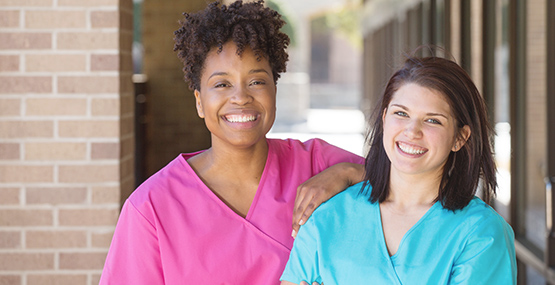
[397, 142, 427, 155]
[224, 114, 257, 123]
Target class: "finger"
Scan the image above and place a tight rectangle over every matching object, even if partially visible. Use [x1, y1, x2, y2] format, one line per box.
[292, 184, 313, 227]
[300, 282, 309, 285]
[293, 195, 325, 237]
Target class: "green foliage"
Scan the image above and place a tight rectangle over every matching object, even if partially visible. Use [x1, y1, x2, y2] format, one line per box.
[325, 4, 363, 49]
[267, 0, 297, 46]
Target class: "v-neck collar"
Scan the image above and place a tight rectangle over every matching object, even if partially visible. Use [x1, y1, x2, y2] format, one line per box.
[376, 200, 441, 266]
[179, 139, 273, 222]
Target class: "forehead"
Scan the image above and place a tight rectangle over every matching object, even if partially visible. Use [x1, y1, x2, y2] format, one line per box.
[202, 42, 271, 77]
[390, 83, 453, 114]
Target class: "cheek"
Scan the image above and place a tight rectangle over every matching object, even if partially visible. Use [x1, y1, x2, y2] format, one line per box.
[427, 129, 456, 152]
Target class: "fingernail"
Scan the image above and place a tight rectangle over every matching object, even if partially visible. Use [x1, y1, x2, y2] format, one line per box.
[299, 219, 305, 226]
[291, 229, 297, 239]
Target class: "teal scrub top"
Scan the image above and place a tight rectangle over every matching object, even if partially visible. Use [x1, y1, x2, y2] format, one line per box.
[281, 182, 516, 285]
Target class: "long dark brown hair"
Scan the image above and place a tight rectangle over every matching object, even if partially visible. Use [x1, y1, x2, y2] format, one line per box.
[362, 56, 497, 211]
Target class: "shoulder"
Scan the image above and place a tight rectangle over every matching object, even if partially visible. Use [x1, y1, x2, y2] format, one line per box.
[268, 138, 334, 152]
[268, 138, 363, 165]
[450, 197, 514, 241]
[127, 154, 198, 208]
[309, 182, 374, 223]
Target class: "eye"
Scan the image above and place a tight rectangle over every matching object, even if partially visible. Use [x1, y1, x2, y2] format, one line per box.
[393, 111, 408, 117]
[214, 82, 230, 88]
[426, 118, 442, 125]
[250, 80, 265, 86]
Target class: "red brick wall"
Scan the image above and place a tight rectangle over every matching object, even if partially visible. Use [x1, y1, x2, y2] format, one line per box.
[0, 0, 133, 283]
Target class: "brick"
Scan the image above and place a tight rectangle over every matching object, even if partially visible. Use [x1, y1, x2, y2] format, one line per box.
[91, 142, 119, 159]
[25, 142, 86, 160]
[120, 136, 133, 158]
[0, 165, 53, 183]
[119, 10, 133, 31]
[91, 97, 119, 116]
[0, 0, 52, 6]
[91, 230, 114, 248]
[120, 75, 133, 93]
[0, 98, 20, 116]
[120, 176, 133, 201]
[0, 55, 19, 72]
[119, 94, 133, 115]
[57, 32, 117, 50]
[0, 275, 20, 285]
[0, 143, 19, 160]
[58, 164, 119, 183]
[0, 188, 20, 205]
[27, 274, 87, 285]
[119, 32, 133, 55]
[25, 54, 86, 72]
[58, 120, 118, 138]
[0, 209, 52, 226]
[91, 186, 119, 204]
[0, 33, 51, 50]
[58, 76, 118, 94]
[26, 230, 87, 248]
[91, 274, 101, 285]
[0, 76, 52, 93]
[26, 187, 87, 204]
[0, 253, 54, 270]
[26, 98, 87, 116]
[0, 231, 21, 249]
[58, 0, 117, 6]
[120, 116, 133, 136]
[120, 53, 133, 73]
[120, 0, 132, 9]
[25, 10, 85, 29]
[91, 10, 118, 28]
[0, 121, 53, 139]
[120, 156, 133, 178]
[0, 11, 19, 28]
[59, 252, 107, 270]
[91, 54, 118, 71]
[59, 208, 118, 226]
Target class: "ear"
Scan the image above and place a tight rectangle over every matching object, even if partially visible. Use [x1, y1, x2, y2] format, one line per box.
[194, 89, 205, 119]
[382, 108, 387, 122]
[452, 125, 471, 152]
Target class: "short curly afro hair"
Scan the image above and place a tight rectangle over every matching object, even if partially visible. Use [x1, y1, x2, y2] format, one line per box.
[173, 0, 290, 91]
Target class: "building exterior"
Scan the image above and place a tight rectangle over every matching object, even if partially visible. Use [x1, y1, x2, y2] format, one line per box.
[0, 0, 133, 284]
[0, 0, 553, 284]
[361, 0, 555, 283]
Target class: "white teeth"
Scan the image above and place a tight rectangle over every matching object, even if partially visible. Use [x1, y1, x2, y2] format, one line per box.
[226, 115, 256, 123]
[398, 142, 426, 155]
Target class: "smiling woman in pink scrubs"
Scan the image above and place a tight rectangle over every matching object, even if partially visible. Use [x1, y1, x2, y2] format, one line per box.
[99, 1, 364, 284]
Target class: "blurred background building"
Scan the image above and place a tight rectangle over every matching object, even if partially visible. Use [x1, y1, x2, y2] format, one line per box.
[0, 0, 553, 284]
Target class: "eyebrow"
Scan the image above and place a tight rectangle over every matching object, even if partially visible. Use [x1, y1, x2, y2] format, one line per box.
[207, 69, 270, 80]
[390, 104, 449, 119]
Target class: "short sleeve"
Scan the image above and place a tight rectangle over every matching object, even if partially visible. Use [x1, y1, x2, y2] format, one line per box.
[449, 214, 517, 285]
[280, 217, 323, 284]
[305, 138, 364, 170]
[99, 199, 164, 284]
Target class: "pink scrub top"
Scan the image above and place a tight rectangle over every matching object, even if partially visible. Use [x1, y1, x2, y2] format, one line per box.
[100, 138, 363, 284]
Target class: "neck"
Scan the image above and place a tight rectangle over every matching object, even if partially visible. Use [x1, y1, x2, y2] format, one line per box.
[190, 138, 269, 180]
[386, 170, 441, 208]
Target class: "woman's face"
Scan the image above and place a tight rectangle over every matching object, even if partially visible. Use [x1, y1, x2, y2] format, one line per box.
[194, 41, 276, 150]
[382, 83, 470, 180]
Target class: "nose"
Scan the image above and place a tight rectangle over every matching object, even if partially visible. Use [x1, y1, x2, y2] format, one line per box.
[229, 85, 253, 105]
[404, 119, 423, 139]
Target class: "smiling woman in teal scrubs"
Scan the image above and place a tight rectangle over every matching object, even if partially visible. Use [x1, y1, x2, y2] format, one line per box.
[280, 56, 517, 285]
